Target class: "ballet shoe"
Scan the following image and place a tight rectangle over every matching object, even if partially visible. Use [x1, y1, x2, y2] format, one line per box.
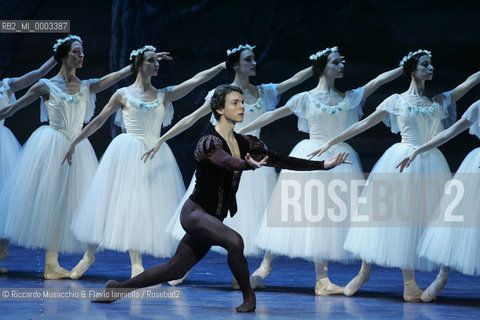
[315, 278, 345, 296]
[235, 295, 256, 313]
[131, 264, 144, 278]
[91, 280, 121, 303]
[0, 267, 7, 274]
[403, 281, 423, 302]
[344, 272, 370, 296]
[44, 265, 71, 280]
[168, 270, 190, 286]
[250, 264, 272, 290]
[420, 276, 447, 303]
[70, 256, 95, 280]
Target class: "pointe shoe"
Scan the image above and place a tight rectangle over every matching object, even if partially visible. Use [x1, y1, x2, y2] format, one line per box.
[403, 281, 423, 302]
[344, 272, 370, 296]
[131, 264, 144, 278]
[44, 265, 71, 280]
[421, 276, 447, 303]
[168, 270, 190, 286]
[250, 264, 272, 290]
[70, 256, 95, 280]
[315, 279, 345, 296]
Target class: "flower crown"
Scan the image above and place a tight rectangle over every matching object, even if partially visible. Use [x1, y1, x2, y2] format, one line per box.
[399, 49, 432, 67]
[226, 44, 256, 56]
[309, 46, 338, 61]
[52, 35, 82, 52]
[130, 45, 157, 61]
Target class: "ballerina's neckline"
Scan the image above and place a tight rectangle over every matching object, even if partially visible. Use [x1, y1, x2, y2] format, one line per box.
[48, 78, 84, 96]
[125, 89, 161, 104]
[307, 90, 347, 107]
[398, 94, 439, 110]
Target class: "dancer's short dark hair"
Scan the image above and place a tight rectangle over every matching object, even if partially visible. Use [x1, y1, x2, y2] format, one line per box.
[210, 85, 243, 120]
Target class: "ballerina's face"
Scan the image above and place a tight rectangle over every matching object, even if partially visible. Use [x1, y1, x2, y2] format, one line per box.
[218, 91, 245, 123]
[323, 51, 345, 79]
[235, 49, 256, 77]
[64, 41, 84, 69]
[139, 51, 159, 76]
[411, 55, 434, 81]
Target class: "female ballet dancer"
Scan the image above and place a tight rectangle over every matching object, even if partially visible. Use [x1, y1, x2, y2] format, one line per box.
[0, 35, 134, 279]
[397, 99, 480, 302]
[93, 84, 351, 312]
[238, 46, 402, 294]
[63, 45, 226, 279]
[0, 55, 57, 273]
[309, 50, 480, 301]
[143, 44, 314, 286]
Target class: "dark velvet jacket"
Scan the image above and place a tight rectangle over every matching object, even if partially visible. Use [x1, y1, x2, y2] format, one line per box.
[189, 128, 326, 220]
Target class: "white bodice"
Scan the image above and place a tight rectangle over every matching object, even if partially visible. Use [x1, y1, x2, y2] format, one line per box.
[461, 99, 480, 139]
[40, 79, 96, 139]
[210, 83, 279, 137]
[287, 87, 364, 143]
[378, 93, 453, 148]
[0, 78, 16, 127]
[118, 88, 173, 148]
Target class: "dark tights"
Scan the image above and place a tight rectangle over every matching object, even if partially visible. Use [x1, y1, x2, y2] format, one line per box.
[117, 199, 255, 302]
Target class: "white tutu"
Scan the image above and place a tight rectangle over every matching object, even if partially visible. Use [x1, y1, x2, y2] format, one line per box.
[0, 125, 21, 185]
[344, 143, 450, 271]
[417, 147, 480, 276]
[255, 140, 363, 262]
[0, 126, 97, 253]
[72, 134, 184, 257]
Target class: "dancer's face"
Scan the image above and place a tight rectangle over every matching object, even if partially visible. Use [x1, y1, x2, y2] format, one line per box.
[323, 51, 345, 79]
[64, 41, 84, 69]
[218, 91, 245, 123]
[235, 50, 256, 77]
[139, 51, 159, 76]
[411, 55, 434, 81]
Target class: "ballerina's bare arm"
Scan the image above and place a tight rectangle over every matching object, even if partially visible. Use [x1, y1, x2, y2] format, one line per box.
[88, 66, 132, 95]
[362, 66, 403, 98]
[308, 109, 388, 159]
[275, 67, 314, 95]
[141, 100, 212, 162]
[63, 91, 123, 165]
[163, 62, 226, 103]
[396, 118, 473, 172]
[237, 106, 293, 134]
[8, 57, 57, 93]
[0, 81, 49, 120]
[448, 70, 480, 104]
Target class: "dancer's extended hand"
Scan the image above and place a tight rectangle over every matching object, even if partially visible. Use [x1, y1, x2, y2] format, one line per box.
[141, 140, 162, 163]
[396, 151, 418, 172]
[245, 153, 268, 169]
[62, 145, 75, 166]
[308, 142, 331, 160]
[323, 152, 352, 169]
[156, 52, 173, 61]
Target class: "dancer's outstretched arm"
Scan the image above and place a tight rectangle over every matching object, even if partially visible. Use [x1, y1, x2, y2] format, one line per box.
[396, 118, 472, 172]
[237, 106, 293, 134]
[308, 109, 388, 158]
[276, 67, 313, 95]
[63, 92, 123, 165]
[363, 66, 403, 98]
[448, 70, 480, 104]
[8, 56, 57, 92]
[0, 81, 49, 120]
[163, 62, 226, 103]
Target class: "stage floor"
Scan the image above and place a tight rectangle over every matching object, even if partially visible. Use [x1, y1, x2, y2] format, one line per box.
[0, 245, 478, 319]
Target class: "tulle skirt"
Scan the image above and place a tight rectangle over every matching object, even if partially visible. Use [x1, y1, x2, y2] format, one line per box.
[344, 143, 451, 271]
[72, 134, 185, 258]
[167, 165, 277, 257]
[255, 140, 364, 262]
[417, 147, 480, 276]
[0, 125, 97, 253]
[0, 125, 21, 190]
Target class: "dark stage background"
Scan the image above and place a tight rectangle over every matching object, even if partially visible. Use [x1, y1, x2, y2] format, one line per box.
[1, 0, 480, 184]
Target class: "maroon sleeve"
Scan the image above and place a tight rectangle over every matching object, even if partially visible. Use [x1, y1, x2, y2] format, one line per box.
[195, 135, 253, 171]
[245, 135, 325, 171]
